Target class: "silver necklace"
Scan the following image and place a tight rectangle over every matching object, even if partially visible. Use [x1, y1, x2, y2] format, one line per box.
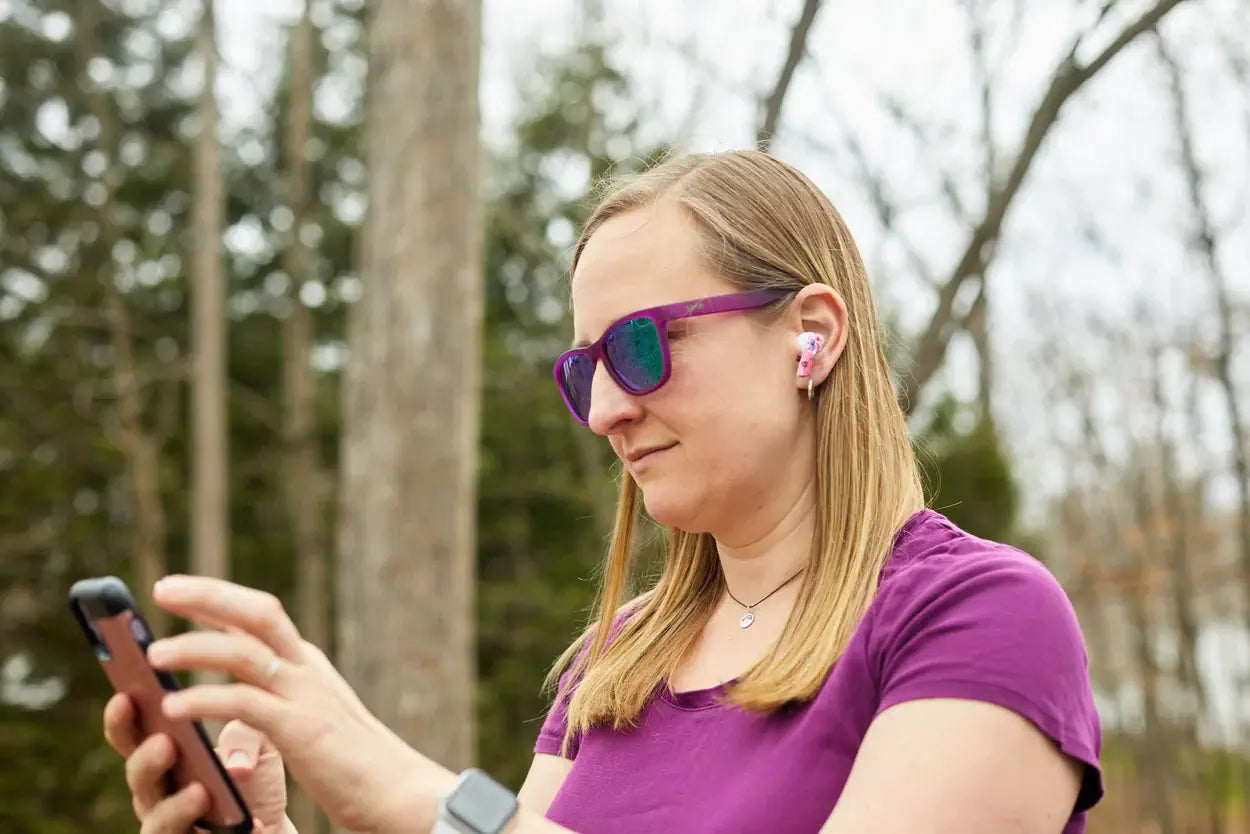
[725, 568, 806, 629]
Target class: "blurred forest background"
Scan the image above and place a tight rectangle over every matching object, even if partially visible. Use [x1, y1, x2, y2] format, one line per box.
[2, 0, 1248, 832]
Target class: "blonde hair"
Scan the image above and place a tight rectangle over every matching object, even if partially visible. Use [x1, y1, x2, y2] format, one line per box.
[545, 149, 925, 754]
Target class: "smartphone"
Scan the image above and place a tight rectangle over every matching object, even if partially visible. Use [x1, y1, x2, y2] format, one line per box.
[69, 575, 253, 834]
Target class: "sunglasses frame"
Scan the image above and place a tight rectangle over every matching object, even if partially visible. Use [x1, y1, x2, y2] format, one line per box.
[553, 288, 791, 424]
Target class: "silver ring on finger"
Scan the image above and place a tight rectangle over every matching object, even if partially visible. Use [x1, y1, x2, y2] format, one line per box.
[261, 655, 282, 685]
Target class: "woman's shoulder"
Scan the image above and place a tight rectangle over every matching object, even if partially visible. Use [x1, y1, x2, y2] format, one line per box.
[877, 509, 1076, 621]
[866, 509, 1096, 728]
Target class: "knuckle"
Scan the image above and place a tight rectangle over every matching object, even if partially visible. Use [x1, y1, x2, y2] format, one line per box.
[123, 751, 143, 789]
[125, 736, 164, 790]
[258, 592, 285, 622]
[300, 639, 327, 664]
[232, 641, 255, 670]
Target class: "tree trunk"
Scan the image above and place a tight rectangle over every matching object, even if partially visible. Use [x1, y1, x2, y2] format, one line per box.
[281, 4, 329, 832]
[1127, 471, 1176, 834]
[191, 0, 228, 686]
[337, 0, 483, 778]
[106, 290, 169, 632]
[1149, 340, 1207, 739]
[73, 0, 169, 629]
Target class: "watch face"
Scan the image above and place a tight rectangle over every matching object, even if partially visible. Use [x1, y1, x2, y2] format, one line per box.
[451, 773, 518, 833]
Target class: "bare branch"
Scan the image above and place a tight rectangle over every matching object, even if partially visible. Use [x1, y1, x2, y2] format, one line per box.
[1156, 29, 1250, 666]
[757, 0, 824, 149]
[792, 120, 939, 291]
[961, 0, 997, 186]
[897, 0, 1191, 417]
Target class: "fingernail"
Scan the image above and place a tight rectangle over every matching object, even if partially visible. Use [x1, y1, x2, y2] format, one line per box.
[227, 749, 250, 769]
[162, 694, 185, 718]
[153, 575, 188, 594]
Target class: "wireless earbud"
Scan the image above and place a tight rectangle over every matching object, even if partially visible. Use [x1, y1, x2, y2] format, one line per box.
[795, 332, 825, 379]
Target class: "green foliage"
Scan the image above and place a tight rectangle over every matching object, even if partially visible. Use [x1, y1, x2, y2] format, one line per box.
[913, 395, 1021, 547]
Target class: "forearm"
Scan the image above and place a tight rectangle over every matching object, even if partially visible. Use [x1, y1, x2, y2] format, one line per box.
[373, 750, 574, 834]
[501, 808, 575, 834]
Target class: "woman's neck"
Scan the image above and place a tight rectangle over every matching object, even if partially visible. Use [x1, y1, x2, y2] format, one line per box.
[712, 479, 817, 606]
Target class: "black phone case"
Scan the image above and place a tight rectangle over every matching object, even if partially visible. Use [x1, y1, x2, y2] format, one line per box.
[70, 576, 253, 834]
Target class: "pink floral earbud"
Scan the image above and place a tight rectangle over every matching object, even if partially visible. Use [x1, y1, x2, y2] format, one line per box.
[796, 332, 825, 378]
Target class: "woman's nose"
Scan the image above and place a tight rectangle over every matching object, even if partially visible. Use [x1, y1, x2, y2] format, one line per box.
[585, 362, 644, 435]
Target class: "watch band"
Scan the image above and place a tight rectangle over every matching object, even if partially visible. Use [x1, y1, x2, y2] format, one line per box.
[431, 819, 465, 834]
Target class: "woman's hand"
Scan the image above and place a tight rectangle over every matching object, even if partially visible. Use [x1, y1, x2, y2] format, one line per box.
[103, 694, 289, 833]
[139, 574, 455, 833]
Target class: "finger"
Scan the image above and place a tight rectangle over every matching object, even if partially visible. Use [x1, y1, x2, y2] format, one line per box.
[139, 781, 208, 834]
[215, 719, 269, 775]
[152, 575, 304, 659]
[104, 692, 141, 757]
[162, 683, 285, 734]
[148, 630, 287, 691]
[125, 732, 175, 818]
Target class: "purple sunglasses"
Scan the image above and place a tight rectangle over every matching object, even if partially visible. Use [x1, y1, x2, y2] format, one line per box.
[552, 288, 790, 424]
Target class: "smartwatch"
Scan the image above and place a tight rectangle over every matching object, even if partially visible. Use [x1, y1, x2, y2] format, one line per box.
[432, 768, 520, 834]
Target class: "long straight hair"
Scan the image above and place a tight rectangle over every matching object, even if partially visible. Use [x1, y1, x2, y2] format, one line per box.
[545, 150, 926, 754]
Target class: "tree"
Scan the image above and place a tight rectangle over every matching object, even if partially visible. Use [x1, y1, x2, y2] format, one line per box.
[280, 3, 330, 831]
[190, 0, 229, 607]
[336, 0, 484, 773]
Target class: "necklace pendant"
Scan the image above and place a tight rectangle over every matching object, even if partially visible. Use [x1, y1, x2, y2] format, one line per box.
[739, 611, 755, 629]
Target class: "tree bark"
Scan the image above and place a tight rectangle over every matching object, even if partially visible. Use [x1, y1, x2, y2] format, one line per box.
[337, 0, 483, 777]
[191, 0, 229, 604]
[281, 4, 329, 832]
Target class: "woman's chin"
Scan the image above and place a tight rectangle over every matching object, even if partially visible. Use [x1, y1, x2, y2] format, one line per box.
[639, 486, 704, 531]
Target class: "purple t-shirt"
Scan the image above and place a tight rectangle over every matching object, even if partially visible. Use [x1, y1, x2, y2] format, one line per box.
[534, 510, 1103, 833]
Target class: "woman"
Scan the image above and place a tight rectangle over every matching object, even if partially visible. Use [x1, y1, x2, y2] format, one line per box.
[105, 150, 1102, 834]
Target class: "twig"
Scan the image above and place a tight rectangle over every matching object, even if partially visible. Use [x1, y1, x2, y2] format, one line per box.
[757, 0, 824, 149]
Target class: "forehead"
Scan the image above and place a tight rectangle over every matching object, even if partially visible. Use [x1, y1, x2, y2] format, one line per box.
[570, 201, 729, 342]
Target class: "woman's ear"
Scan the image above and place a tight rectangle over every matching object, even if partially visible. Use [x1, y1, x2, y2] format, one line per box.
[786, 283, 848, 392]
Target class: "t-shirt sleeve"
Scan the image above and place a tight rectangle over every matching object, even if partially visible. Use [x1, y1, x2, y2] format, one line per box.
[869, 546, 1104, 812]
[534, 662, 582, 760]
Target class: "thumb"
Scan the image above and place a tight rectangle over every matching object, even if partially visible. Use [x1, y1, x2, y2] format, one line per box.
[215, 719, 270, 775]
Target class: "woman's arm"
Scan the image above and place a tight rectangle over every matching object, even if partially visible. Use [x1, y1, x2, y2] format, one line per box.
[819, 698, 1083, 834]
[375, 753, 575, 834]
[517, 754, 574, 817]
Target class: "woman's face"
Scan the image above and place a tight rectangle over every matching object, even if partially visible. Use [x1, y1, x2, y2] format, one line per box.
[570, 199, 837, 541]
